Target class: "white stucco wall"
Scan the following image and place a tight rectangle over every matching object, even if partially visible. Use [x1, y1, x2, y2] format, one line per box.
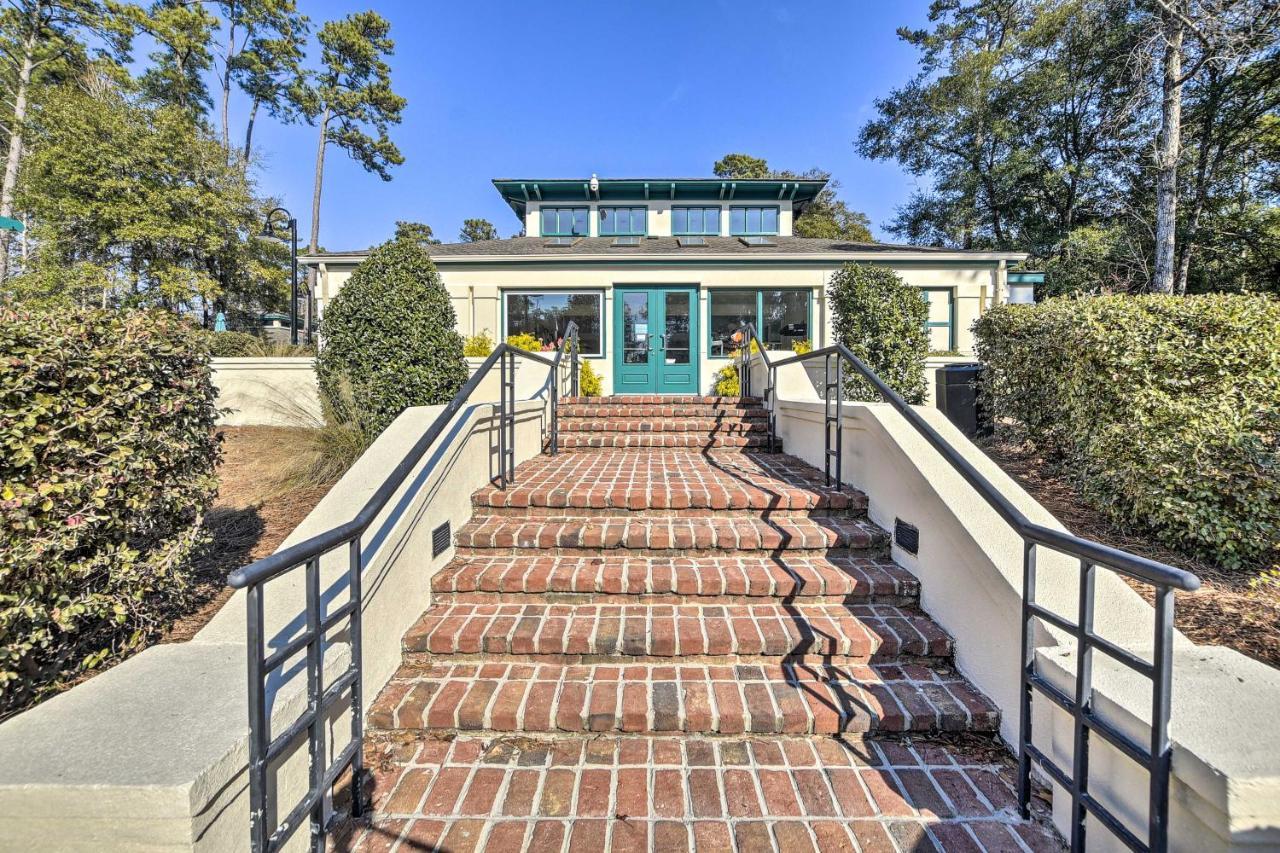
[211, 357, 321, 427]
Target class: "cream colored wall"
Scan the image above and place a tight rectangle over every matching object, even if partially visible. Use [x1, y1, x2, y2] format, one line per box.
[524, 198, 795, 238]
[313, 261, 1003, 396]
[211, 357, 320, 427]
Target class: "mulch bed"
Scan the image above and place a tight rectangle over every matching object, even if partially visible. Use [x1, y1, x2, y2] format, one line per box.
[979, 438, 1280, 670]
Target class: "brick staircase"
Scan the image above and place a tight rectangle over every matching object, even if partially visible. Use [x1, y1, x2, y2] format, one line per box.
[348, 396, 1059, 851]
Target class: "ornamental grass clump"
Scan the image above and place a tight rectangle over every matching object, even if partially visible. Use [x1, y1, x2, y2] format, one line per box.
[974, 293, 1280, 571]
[0, 305, 221, 716]
[317, 237, 468, 439]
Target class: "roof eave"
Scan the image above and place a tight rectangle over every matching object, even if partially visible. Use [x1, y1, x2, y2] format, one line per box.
[300, 250, 1031, 266]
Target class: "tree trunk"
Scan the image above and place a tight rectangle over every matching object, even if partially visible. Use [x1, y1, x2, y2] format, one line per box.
[0, 8, 40, 283]
[1174, 68, 1224, 296]
[307, 108, 330, 308]
[243, 98, 260, 161]
[1152, 9, 1184, 295]
[220, 6, 236, 150]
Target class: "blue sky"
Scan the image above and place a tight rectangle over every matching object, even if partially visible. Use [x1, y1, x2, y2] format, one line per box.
[244, 1, 934, 250]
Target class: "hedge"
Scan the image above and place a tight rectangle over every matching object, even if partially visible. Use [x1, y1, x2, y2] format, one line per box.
[827, 264, 929, 404]
[973, 294, 1280, 571]
[0, 306, 221, 715]
[317, 238, 468, 438]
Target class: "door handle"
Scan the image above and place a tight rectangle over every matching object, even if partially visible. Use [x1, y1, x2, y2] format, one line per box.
[654, 334, 666, 350]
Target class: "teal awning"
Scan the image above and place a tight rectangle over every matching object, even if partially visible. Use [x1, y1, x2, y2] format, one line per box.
[0, 216, 24, 233]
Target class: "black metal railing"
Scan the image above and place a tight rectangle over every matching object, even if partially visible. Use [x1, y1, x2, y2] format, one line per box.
[227, 325, 579, 853]
[736, 323, 1199, 853]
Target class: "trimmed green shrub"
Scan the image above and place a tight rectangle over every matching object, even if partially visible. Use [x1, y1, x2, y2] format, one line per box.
[206, 330, 262, 357]
[505, 332, 543, 352]
[827, 264, 929, 404]
[974, 294, 1280, 571]
[0, 305, 220, 715]
[578, 358, 603, 397]
[317, 238, 468, 438]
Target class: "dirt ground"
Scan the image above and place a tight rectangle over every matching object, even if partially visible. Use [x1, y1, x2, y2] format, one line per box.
[980, 438, 1280, 670]
[161, 426, 336, 643]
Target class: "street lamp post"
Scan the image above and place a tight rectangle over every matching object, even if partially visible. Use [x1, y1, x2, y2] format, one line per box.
[261, 207, 299, 344]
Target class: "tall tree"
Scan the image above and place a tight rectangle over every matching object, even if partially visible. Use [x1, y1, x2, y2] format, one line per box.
[713, 152, 769, 179]
[206, 0, 308, 155]
[459, 218, 497, 242]
[394, 220, 439, 245]
[300, 11, 405, 294]
[133, 0, 215, 114]
[0, 0, 131, 283]
[712, 154, 875, 241]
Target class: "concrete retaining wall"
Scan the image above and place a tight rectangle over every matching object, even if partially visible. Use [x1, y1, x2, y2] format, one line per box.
[211, 357, 321, 427]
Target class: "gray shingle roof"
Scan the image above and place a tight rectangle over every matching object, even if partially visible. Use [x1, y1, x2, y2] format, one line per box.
[306, 235, 972, 260]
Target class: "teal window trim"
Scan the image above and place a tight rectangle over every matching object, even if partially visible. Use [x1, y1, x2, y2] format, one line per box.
[729, 205, 780, 236]
[921, 287, 956, 351]
[672, 206, 722, 236]
[598, 206, 648, 237]
[706, 287, 812, 359]
[501, 288, 606, 357]
[540, 206, 590, 237]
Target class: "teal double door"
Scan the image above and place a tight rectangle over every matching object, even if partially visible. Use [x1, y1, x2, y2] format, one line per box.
[613, 285, 699, 394]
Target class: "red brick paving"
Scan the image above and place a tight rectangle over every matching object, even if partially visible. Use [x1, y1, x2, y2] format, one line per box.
[334, 734, 1062, 852]
[339, 397, 1060, 851]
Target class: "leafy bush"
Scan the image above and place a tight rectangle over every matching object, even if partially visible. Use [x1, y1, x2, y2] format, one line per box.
[791, 339, 813, 355]
[505, 332, 543, 352]
[206, 330, 261, 357]
[714, 363, 740, 396]
[317, 238, 468, 439]
[974, 294, 1280, 571]
[0, 305, 220, 715]
[578, 358, 603, 397]
[463, 330, 494, 357]
[827, 264, 928, 403]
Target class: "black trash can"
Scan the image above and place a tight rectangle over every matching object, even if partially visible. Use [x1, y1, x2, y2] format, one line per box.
[935, 363, 991, 439]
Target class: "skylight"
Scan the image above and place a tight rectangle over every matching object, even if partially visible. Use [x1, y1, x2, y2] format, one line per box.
[738, 236, 776, 247]
[677, 236, 707, 247]
[611, 236, 641, 247]
[543, 236, 580, 247]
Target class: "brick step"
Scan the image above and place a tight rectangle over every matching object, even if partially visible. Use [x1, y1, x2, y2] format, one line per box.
[454, 516, 887, 556]
[431, 555, 917, 604]
[558, 418, 768, 433]
[366, 660, 1000, 737]
[401, 602, 953, 664]
[562, 395, 761, 406]
[556, 433, 778, 450]
[559, 404, 769, 418]
[347, 731, 1050, 853]
[470, 450, 865, 513]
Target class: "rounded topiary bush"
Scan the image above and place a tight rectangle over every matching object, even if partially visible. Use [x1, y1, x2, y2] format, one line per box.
[0, 305, 220, 715]
[827, 263, 929, 404]
[317, 238, 468, 438]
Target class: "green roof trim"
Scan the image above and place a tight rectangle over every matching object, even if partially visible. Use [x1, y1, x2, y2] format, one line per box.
[491, 177, 828, 222]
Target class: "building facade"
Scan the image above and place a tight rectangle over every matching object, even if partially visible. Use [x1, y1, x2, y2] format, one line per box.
[302, 176, 1028, 396]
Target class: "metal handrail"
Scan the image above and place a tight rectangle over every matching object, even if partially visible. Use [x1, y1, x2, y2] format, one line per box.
[736, 323, 1198, 852]
[229, 324, 578, 853]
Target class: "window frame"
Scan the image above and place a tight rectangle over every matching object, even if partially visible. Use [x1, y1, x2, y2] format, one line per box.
[597, 206, 648, 237]
[539, 206, 590, 237]
[502, 289, 606, 357]
[707, 287, 812, 359]
[729, 205, 780, 236]
[672, 206, 722, 236]
[921, 286, 956, 351]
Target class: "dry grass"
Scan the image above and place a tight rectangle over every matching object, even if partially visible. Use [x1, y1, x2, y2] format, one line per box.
[981, 438, 1280, 670]
[161, 426, 338, 643]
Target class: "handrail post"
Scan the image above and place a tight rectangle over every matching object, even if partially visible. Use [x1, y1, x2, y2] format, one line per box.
[245, 585, 267, 853]
[1150, 586, 1175, 850]
[347, 536, 364, 822]
[571, 339, 579, 397]
[1017, 539, 1037, 819]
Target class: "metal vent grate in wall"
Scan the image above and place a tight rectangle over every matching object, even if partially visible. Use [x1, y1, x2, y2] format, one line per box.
[894, 518, 920, 555]
[432, 521, 451, 557]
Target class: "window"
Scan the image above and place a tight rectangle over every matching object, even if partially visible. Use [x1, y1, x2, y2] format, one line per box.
[729, 206, 779, 236]
[708, 289, 810, 357]
[922, 288, 954, 351]
[504, 291, 603, 355]
[540, 207, 589, 237]
[599, 207, 647, 236]
[672, 206, 720, 235]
